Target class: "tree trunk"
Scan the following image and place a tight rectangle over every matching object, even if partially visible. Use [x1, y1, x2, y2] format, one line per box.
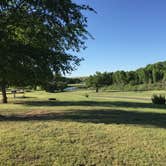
[96, 87, 99, 93]
[13, 92, 16, 99]
[1, 83, 7, 103]
[33, 85, 37, 90]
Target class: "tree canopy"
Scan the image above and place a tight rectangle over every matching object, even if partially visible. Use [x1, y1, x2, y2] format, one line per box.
[0, 0, 94, 103]
[86, 61, 166, 92]
[86, 72, 111, 92]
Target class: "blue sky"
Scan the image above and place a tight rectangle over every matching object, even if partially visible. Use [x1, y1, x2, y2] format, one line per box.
[69, 0, 166, 77]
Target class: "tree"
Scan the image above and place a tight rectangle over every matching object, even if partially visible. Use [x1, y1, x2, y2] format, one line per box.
[56, 81, 68, 92]
[86, 72, 104, 92]
[0, 0, 94, 103]
[112, 71, 127, 85]
[44, 73, 68, 92]
[126, 71, 139, 85]
[85, 61, 166, 92]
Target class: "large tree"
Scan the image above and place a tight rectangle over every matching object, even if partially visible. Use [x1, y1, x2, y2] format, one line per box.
[0, 0, 94, 103]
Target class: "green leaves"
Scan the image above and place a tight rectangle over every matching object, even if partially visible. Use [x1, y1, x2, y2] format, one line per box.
[0, 0, 93, 87]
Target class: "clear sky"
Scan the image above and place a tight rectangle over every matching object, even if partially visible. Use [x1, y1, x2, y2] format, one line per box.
[69, 0, 166, 77]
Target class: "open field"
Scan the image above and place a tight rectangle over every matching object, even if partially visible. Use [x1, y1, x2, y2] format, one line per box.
[0, 90, 166, 165]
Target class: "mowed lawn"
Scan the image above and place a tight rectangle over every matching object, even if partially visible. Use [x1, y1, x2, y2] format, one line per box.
[0, 90, 166, 166]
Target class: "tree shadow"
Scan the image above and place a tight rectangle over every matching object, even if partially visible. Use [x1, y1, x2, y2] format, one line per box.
[0, 108, 166, 128]
[23, 100, 166, 109]
[16, 96, 37, 99]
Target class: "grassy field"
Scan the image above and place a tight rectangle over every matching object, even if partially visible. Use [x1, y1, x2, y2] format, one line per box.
[0, 90, 166, 166]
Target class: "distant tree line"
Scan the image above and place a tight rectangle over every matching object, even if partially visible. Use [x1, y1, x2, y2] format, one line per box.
[44, 74, 82, 92]
[86, 61, 166, 92]
[66, 78, 82, 84]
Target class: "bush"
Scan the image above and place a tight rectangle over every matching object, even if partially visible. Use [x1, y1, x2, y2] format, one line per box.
[101, 82, 166, 92]
[84, 93, 89, 98]
[44, 82, 56, 93]
[151, 94, 166, 105]
[44, 81, 67, 93]
[56, 81, 67, 92]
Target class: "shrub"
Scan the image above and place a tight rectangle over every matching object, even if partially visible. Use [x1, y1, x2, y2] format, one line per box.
[84, 93, 89, 98]
[56, 81, 68, 92]
[151, 94, 166, 105]
[44, 82, 56, 93]
[44, 81, 67, 93]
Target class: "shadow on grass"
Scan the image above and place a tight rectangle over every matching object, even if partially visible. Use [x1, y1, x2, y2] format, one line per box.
[0, 108, 166, 128]
[16, 96, 37, 99]
[23, 100, 166, 109]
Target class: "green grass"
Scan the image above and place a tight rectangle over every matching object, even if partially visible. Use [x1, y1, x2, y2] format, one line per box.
[0, 90, 166, 165]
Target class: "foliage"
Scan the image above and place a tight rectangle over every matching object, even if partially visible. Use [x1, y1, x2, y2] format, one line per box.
[86, 61, 166, 91]
[151, 94, 166, 105]
[44, 82, 57, 93]
[103, 82, 166, 92]
[44, 74, 68, 92]
[0, 0, 94, 102]
[66, 77, 82, 84]
[56, 81, 68, 92]
[86, 72, 111, 92]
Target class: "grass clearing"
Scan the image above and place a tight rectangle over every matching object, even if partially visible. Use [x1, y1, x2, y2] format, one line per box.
[0, 90, 166, 165]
